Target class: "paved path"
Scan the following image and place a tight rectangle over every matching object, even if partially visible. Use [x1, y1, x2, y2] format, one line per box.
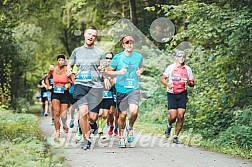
[39, 114, 252, 167]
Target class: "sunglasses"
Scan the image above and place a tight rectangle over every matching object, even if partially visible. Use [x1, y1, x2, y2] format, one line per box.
[106, 57, 112, 60]
[125, 41, 134, 44]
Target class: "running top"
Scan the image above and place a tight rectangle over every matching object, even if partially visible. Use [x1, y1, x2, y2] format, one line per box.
[162, 63, 194, 94]
[52, 66, 69, 89]
[110, 51, 143, 94]
[68, 46, 105, 88]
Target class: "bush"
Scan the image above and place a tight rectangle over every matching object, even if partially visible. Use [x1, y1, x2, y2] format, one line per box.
[215, 106, 252, 150]
[11, 98, 29, 113]
[0, 110, 41, 142]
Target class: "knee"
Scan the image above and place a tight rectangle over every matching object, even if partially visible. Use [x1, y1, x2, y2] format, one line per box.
[169, 115, 177, 121]
[177, 114, 184, 122]
[119, 113, 127, 121]
[89, 114, 98, 122]
[54, 112, 60, 117]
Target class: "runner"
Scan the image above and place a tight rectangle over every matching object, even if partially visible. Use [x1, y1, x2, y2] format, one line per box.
[98, 52, 117, 138]
[35, 90, 41, 103]
[106, 36, 144, 147]
[68, 64, 83, 142]
[48, 64, 54, 124]
[45, 54, 71, 139]
[67, 26, 111, 150]
[37, 73, 49, 116]
[160, 50, 194, 144]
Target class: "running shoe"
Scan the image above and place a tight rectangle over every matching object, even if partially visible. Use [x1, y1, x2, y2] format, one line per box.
[108, 126, 113, 136]
[81, 139, 91, 150]
[69, 120, 74, 128]
[63, 126, 69, 133]
[114, 129, 118, 136]
[51, 119, 54, 126]
[75, 126, 82, 142]
[127, 128, 134, 143]
[173, 136, 179, 144]
[165, 125, 172, 138]
[98, 132, 106, 139]
[118, 138, 126, 148]
[41, 110, 45, 116]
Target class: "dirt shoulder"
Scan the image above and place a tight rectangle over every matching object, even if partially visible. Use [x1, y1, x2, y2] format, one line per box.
[39, 114, 252, 167]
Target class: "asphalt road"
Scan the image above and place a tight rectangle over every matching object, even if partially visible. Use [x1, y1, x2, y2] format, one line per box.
[39, 114, 252, 167]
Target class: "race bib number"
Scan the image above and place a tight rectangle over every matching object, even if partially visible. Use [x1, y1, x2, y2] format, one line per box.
[124, 78, 137, 88]
[78, 71, 92, 81]
[53, 86, 65, 94]
[42, 92, 48, 97]
[102, 91, 113, 99]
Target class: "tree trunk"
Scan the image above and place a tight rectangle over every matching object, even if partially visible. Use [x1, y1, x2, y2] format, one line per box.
[129, 0, 138, 26]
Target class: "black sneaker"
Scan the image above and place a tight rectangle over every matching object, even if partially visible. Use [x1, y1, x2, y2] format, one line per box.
[164, 125, 172, 138]
[173, 136, 179, 144]
[81, 140, 91, 150]
[89, 121, 98, 135]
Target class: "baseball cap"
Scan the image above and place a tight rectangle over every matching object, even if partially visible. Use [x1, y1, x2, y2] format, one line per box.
[176, 51, 186, 57]
[122, 36, 135, 44]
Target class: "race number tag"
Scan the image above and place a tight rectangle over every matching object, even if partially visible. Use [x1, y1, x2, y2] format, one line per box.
[102, 91, 113, 99]
[42, 92, 48, 97]
[49, 78, 54, 85]
[78, 71, 92, 81]
[124, 78, 136, 88]
[53, 86, 65, 94]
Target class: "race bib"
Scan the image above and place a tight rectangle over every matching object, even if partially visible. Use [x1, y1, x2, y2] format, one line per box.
[124, 78, 137, 88]
[42, 92, 48, 97]
[113, 93, 116, 102]
[78, 71, 92, 81]
[49, 78, 54, 85]
[53, 86, 65, 94]
[102, 91, 113, 99]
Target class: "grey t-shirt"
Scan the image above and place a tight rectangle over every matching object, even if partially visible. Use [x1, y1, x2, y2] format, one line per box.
[69, 45, 106, 88]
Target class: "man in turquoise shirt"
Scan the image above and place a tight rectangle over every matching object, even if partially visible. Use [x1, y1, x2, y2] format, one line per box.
[107, 35, 144, 147]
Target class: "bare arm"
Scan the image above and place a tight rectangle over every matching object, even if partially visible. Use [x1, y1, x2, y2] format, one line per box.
[104, 66, 127, 77]
[45, 72, 52, 90]
[160, 75, 173, 89]
[136, 66, 144, 76]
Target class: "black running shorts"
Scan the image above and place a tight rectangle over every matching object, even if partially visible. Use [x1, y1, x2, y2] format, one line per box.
[167, 90, 187, 110]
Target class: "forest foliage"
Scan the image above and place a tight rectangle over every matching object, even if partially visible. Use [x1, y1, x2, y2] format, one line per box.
[0, 0, 251, 158]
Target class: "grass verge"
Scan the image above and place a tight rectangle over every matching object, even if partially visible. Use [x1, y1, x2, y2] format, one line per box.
[0, 109, 66, 166]
[135, 121, 252, 161]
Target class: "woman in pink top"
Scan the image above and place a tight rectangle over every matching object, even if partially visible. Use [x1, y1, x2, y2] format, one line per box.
[46, 54, 72, 139]
[160, 51, 194, 144]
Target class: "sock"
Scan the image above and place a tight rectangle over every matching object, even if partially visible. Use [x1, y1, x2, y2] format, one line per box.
[99, 118, 107, 133]
[77, 120, 82, 134]
[114, 125, 118, 130]
[97, 117, 102, 132]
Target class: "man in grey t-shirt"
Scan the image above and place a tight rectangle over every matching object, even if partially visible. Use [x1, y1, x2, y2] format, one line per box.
[67, 26, 110, 150]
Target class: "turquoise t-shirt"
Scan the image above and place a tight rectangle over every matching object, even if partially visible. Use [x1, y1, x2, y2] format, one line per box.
[110, 51, 143, 94]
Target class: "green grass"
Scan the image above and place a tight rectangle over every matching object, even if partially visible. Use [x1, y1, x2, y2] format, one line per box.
[0, 109, 66, 166]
